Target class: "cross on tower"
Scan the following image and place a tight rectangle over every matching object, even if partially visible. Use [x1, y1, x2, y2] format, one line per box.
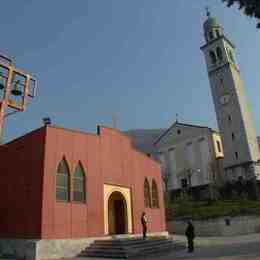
[205, 6, 211, 17]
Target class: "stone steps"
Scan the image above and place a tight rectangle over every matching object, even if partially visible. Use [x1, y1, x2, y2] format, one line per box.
[79, 236, 185, 258]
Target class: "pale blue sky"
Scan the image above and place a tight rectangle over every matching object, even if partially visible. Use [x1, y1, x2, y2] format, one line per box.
[1, 0, 260, 142]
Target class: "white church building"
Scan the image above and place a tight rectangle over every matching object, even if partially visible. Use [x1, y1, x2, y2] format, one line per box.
[153, 121, 224, 200]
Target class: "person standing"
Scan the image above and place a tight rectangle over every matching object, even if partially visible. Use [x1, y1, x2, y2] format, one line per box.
[141, 212, 148, 239]
[185, 220, 195, 253]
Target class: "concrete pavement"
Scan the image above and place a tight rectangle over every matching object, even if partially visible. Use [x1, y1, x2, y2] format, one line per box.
[172, 233, 260, 247]
[59, 233, 260, 260]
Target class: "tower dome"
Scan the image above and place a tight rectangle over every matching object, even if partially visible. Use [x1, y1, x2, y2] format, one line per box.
[203, 16, 220, 31]
[203, 11, 223, 42]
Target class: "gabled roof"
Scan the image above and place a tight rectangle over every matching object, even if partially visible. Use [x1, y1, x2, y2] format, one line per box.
[153, 121, 214, 145]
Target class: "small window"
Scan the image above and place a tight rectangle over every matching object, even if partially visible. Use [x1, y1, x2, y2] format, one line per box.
[216, 30, 221, 38]
[220, 78, 224, 85]
[216, 47, 223, 60]
[56, 158, 70, 202]
[73, 162, 86, 203]
[216, 141, 222, 153]
[177, 129, 181, 135]
[232, 132, 235, 141]
[151, 180, 159, 208]
[209, 31, 214, 40]
[235, 152, 238, 159]
[144, 178, 151, 208]
[209, 51, 217, 64]
[228, 115, 232, 123]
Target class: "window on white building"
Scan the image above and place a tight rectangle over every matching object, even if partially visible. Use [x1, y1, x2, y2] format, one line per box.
[216, 140, 222, 153]
[185, 142, 195, 166]
[181, 178, 188, 189]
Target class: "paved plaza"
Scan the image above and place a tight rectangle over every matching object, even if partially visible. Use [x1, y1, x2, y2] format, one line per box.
[69, 234, 260, 260]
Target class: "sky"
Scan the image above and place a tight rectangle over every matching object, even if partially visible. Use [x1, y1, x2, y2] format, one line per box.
[0, 0, 260, 142]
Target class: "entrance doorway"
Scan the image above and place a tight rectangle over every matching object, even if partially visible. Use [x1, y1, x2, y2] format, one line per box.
[108, 191, 128, 235]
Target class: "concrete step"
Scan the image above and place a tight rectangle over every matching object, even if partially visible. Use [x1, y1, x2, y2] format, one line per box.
[89, 238, 170, 250]
[80, 237, 185, 258]
[93, 237, 168, 246]
[79, 250, 127, 258]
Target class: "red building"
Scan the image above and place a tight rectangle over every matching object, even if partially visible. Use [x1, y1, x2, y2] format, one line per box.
[0, 125, 166, 259]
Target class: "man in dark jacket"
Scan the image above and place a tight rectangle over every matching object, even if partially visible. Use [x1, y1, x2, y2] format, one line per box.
[141, 212, 148, 239]
[185, 220, 195, 253]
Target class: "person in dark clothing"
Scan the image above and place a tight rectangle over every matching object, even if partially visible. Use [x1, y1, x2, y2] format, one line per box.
[185, 220, 195, 253]
[141, 212, 148, 239]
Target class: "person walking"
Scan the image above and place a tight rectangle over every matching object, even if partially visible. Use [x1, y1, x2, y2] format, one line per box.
[185, 220, 195, 253]
[141, 212, 148, 239]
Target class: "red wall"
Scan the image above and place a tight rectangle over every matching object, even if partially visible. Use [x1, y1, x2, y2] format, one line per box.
[41, 126, 165, 239]
[0, 128, 45, 238]
[0, 125, 166, 239]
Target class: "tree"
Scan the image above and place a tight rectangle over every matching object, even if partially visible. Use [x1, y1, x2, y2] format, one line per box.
[222, 0, 260, 28]
[221, 0, 260, 28]
[162, 169, 171, 193]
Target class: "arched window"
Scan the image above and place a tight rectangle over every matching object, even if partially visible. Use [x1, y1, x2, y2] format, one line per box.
[152, 180, 159, 208]
[144, 178, 151, 208]
[228, 49, 235, 63]
[73, 162, 86, 203]
[209, 31, 214, 40]
[56, 158, 70, 202]
[209, 51, 217, 64]
[216, 47, 223, 60]
[216, 29, 221, 38]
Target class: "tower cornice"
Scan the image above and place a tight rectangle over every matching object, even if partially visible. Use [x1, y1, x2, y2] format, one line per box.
[200, 35, 235, 50]
[208, 62, 240, 76]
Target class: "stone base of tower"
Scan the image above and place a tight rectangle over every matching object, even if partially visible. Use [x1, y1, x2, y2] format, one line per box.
[224, 163, 260, 199]
[225, 162, 260, 181]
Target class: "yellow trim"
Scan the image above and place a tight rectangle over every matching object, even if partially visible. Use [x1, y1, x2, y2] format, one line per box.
[212, 132, 224, 158]
[104, 184, 132, 235]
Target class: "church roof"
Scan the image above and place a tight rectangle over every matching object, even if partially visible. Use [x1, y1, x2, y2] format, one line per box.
[153, 121, 216, 145]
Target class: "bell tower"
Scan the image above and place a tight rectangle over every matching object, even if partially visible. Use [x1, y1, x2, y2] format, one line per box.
[200, 11, 260, 181]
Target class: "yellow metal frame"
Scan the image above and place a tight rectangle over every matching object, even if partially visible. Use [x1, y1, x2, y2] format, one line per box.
[0, 61, 37, 111]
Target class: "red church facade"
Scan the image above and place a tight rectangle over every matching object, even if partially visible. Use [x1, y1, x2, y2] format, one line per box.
[0, 125, 166, 259]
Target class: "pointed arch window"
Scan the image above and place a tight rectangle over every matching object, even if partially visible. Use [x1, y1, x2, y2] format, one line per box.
[73, 162, 86, 203]
[152, 180, 159, 208]
[209, 51, 217, 64]
[216, 47, 223, 60]
[56, 158, 70, 202]
[144, 178, 151, 208]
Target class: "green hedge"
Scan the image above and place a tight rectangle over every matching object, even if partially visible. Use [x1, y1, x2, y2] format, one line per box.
[166, 200, 260, 221]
